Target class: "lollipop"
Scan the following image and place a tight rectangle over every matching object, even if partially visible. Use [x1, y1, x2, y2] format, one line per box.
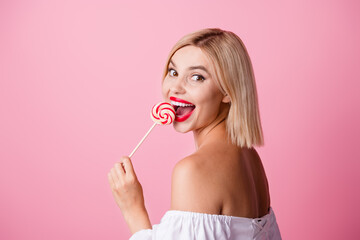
[151, 102, 176, 125]
[129, 102, 175, 158]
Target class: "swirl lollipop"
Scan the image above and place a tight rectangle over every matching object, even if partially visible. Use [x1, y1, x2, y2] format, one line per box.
[151, 102, 175, 125]
[129, 102, 175, 158]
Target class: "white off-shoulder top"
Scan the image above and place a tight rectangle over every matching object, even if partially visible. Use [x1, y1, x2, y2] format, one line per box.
[129, 207, 281, 240]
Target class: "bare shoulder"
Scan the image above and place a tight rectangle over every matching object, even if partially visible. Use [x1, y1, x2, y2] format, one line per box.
[170, 154, 223, 214]
[169, 143, 270, 217]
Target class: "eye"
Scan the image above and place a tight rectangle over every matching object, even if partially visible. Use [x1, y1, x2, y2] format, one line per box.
[191, 74, 205, 82]
[168, 68, 178, 77]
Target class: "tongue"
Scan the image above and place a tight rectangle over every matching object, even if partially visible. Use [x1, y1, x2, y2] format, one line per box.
[176, 106, 194, 116]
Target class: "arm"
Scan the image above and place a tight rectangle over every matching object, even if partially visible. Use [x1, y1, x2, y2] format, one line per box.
[108, 156, 152, 235]
[122, 206, 152, 235]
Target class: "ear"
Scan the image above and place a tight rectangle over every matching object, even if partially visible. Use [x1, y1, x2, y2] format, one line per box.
[222, 94, 231, 103]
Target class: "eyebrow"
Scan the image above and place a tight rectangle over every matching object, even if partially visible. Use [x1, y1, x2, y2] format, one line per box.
[169, 60, 211, 76]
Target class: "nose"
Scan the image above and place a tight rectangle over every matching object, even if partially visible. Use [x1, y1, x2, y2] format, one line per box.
[169, 76, 186, 94]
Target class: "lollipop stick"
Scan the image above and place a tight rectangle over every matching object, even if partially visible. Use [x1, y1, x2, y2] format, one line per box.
[129, 122, 157, 158]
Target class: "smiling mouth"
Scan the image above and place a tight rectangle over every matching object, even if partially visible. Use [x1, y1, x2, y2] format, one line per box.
[170, 98, 196, 122]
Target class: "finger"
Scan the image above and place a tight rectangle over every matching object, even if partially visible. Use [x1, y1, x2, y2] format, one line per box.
[110, 167, 120, 183]
[114, 162, 125, 179]
[120, 156, 136, 177]
[107, 172, 115, 188]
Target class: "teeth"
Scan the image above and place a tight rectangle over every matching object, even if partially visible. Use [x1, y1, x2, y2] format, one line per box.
[171, 100, 194, 107]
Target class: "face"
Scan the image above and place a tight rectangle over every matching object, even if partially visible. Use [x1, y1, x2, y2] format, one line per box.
[162, 45, 228, 133]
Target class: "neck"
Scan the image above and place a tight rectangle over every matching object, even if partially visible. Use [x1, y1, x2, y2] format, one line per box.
[193, 103, 230, 150]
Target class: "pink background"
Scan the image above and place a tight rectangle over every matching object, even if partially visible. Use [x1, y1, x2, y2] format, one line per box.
[1, 0, 359, 239]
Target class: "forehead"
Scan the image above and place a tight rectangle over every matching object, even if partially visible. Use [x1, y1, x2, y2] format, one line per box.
[170, 46, 211, 68]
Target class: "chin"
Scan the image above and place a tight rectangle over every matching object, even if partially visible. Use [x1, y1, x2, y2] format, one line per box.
[172, 123, 192, 133]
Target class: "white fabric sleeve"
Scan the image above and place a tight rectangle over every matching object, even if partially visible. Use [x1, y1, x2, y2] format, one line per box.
[129, 211, 232, 240]
[128, 207, 282, 240]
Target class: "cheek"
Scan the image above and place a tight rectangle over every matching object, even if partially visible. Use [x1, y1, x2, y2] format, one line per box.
[196, 90, 223, 115]
[196, 89, 222, 106]
[161, 81, 169, 98]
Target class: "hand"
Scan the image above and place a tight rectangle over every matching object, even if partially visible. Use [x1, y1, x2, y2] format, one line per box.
[108, 156, 145, 214]
[108, 156, 152, 234]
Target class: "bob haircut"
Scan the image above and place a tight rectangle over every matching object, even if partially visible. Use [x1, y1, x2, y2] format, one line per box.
[162, 28, 264, 148]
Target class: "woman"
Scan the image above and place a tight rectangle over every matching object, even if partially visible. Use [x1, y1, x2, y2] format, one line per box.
[108, 28, 282, 239]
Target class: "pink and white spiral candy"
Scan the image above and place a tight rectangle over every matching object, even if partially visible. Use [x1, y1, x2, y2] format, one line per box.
[151, 102, 175, 125]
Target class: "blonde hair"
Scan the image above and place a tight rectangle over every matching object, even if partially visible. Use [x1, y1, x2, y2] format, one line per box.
[162, 28, 264, 148]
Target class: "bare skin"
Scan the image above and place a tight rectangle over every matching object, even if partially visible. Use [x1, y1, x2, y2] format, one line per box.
[108, 157, 152, 234]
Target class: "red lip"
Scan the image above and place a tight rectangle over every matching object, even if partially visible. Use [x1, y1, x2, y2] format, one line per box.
[170, 96, 193, 105]
[169, 97, 195, 122]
